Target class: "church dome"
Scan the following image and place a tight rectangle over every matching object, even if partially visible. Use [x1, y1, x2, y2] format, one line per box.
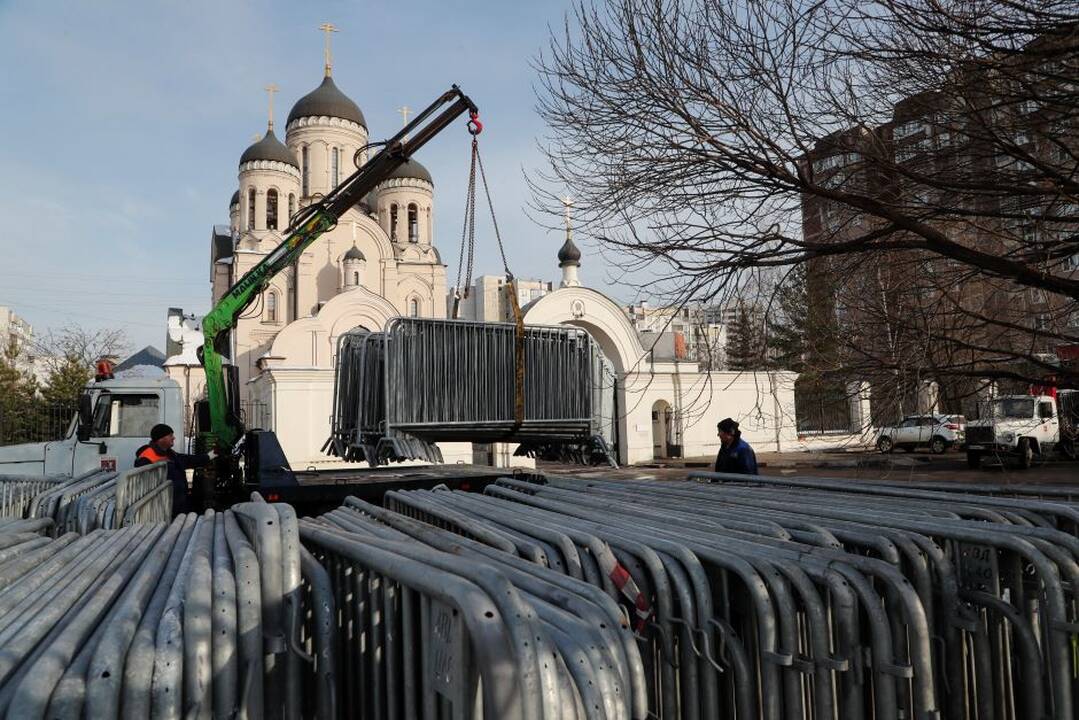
[230, 190, 239, 207]
[240, 128, 298, 167]
[343, 245, 366, 261]
[385, 158, 433, 185]
[287, 76, 366, 129]
[557, 237, 581, 266]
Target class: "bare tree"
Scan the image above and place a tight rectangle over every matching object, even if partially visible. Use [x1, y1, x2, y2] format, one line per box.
[33, 323, 130, 376]
[533, 0, 1079, 409]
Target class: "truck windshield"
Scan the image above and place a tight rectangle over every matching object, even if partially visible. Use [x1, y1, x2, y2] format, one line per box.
[986, 398, 1035, 419]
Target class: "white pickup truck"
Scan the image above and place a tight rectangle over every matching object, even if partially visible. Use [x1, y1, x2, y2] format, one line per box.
[0, 375, 187, 478]
[965, 392, 1078, 469]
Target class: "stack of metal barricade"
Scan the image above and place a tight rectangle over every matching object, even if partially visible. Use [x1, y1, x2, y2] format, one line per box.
[0, 498, 335, 720]
[0, 475, 66, 519]
[354, 474, 1079, 720]
[19, 463, 172, 534]
[303, 497, 648, 719]
[325, 318, 616, 466]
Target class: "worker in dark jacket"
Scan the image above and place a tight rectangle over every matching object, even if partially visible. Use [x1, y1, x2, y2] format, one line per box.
[134, 423, 214, 515]
[714, 417, 758, 475]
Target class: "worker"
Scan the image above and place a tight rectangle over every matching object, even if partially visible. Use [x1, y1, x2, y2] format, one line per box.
[134, 424, 215, 515]
[714, 417, 758, 475]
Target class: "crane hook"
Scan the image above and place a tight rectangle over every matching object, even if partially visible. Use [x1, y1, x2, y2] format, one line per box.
[467, 111, 483, 135]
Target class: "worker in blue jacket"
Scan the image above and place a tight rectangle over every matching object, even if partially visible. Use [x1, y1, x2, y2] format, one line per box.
[714, 418, 758, 475]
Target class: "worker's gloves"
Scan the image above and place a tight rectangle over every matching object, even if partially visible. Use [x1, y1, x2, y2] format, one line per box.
[207, 449, 218, 461]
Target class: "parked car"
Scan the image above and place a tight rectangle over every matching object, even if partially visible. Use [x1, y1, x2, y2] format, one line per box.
[876, 414, 965, 454]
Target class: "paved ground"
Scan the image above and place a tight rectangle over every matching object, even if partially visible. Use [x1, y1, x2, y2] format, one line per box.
[541, 448, 1079, 484]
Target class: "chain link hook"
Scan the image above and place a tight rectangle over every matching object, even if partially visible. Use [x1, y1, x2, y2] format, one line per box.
[467, 111, 483, 135]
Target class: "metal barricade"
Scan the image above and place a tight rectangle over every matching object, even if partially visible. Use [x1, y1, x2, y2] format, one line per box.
[325, 318, 616, 465]
[0, 502, 307, 720]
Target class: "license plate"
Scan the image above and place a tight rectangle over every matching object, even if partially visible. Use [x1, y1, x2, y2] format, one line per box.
[967, 445, 984, 450]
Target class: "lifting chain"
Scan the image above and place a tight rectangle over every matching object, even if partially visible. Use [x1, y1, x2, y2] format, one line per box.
[451, 120, 526, 429]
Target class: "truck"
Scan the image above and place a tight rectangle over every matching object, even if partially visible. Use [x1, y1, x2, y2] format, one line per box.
[964, 390, 1078, 469]
[0, 374, 187, 478]
[0, 85, 519, 513]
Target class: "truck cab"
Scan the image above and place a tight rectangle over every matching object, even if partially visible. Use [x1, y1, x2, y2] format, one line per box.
[0, 376, 187, 478]
[965, 394, 1072, 469]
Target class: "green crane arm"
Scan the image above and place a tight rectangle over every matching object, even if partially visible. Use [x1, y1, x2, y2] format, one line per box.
[200, 85, 479, 451]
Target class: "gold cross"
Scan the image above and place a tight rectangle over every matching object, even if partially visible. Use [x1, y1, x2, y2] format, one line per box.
[264, 83, 279, 131]
[319, 23, 338, 76]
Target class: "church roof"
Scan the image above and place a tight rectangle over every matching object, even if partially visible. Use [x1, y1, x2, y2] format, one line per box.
[240, 128, 298, 167]
[287, 75, 366, 129]
[384, 158, 433, 185]
[557, 236, 581, 266]
[343, 245, 366, 261]
[115, 345, 166, 371]
[230, 190, 239, 207]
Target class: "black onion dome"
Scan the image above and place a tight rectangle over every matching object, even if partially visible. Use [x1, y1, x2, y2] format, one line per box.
[239, 129, 298, 167]
[384, 158, 433, 185]
[343, 245, 366, 261]
[230, 190, 240, 207]
[287, 75, 366, 128]
[557, 237, 582, 266]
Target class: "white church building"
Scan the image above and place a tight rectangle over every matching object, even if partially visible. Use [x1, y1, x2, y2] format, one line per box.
[165, 54, 799, 468]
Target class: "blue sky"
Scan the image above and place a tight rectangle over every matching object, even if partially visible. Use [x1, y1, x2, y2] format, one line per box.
[0, 0, 625, 353]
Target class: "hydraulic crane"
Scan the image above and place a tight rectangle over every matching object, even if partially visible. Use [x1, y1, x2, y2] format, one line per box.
[197, 85, 480, 502]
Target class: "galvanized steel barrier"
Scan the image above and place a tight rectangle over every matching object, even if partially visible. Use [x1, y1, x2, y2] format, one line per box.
[347, 473, 1079, 720]
[325, 317, 617, 466]
[4, 469, 1076, 719]
[303, 497, 647, 719]
[15, 463, 172, 533]
[0, 498, 329, 720]
[0, 475, 66, 519]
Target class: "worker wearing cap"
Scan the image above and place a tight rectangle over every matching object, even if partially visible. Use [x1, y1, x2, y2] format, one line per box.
[714, 417, 758, 475]
[134, 424, 215, 515]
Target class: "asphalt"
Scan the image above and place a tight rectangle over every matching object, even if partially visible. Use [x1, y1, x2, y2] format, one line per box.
[542, 448, 1079, 484]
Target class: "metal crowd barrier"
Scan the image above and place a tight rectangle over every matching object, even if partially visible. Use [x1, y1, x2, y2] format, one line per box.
[0, 498, 332, 720]
[325, 318, 616, 466]
[355, 474, 1079, 720]
[303, 497, 647, 720]
[0, 476, 66, 519]
[17, 463, 172, 534]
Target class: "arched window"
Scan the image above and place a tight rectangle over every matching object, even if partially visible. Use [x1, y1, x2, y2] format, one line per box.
[389, 204, 398, 241]
[288, 193, 296, 222]
[409, 298, 420, 317]
[301, 146, 310, 195]
[353, 271, 360, 285]
[266, 189, 278, 230]
[331, 147, 340, 187]
[407, 203, 419, 243]
[266, 291, 278, 323]
[247, 188, 256, 230]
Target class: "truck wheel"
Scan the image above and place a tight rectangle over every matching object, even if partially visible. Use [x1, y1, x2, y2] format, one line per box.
[929, 436, 946, 454]
[966, 451, 981, 469]
[877, 436, 893, 454]
[1018, 438, 1033, 470]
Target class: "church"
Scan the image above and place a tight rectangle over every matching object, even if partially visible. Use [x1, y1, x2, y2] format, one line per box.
[212, 59, 446, 401]
[165, 41, 800, 468]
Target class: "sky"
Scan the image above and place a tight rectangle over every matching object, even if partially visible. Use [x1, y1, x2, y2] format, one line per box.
[0, 0, 625, 354]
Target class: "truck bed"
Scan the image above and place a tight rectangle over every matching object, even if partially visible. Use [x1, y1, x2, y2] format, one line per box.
[252, 463, 517, 515]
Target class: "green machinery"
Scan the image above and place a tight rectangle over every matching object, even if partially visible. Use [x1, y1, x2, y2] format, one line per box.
[196, 85, 480, 499]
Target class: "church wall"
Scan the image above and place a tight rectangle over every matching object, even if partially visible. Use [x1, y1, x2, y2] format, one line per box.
[286, 118, 366, 199]
[376, 179, 432, 244]
[238, 161, 300, 233]
[621, 369, 798, 464]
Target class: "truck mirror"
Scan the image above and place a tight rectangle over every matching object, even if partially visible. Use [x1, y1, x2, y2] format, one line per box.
[77, 394, 93, 442]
